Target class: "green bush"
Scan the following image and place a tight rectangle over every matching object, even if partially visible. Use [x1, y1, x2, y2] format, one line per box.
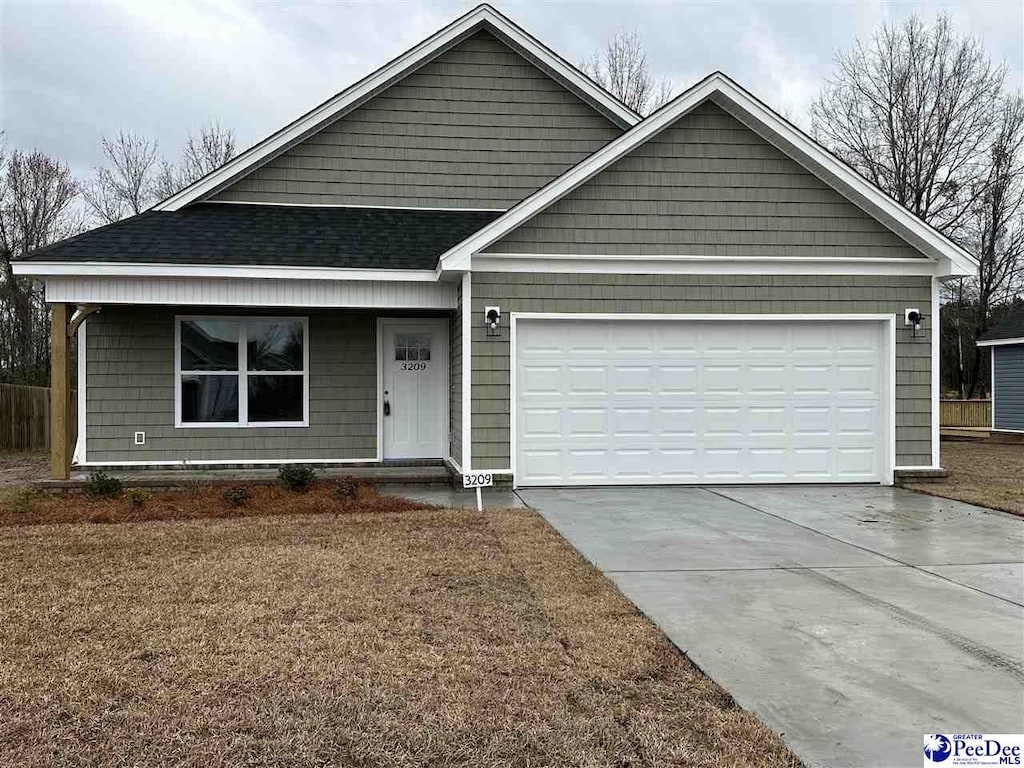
[85, 471, 123, 498]
[222, 485, 252, 507]
[278, 465, 316, 493]
[125, 488, 151, 509]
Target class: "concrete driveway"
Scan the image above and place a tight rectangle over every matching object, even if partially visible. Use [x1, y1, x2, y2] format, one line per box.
[519, 485, 1024, 768]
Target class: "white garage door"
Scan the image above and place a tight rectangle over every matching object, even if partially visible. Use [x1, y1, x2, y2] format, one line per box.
[514, 318, 889, 486]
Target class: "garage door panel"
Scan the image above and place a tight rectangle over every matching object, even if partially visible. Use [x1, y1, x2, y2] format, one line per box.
[515, 319, 887, 486]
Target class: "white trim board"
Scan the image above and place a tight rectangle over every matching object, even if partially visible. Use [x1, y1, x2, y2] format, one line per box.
[73, 319, 87, 465]
[977, 336, 1024, 347]
[153, 5, 638, 211]
[469, 254, 949, 277]
[41, 275, 456, 310]
[438, 72, 978, 278]
[508, 312, 898, 488]
[77, 458, 380, 468]
[460, 272, 473, 472]
[206, 200, 507, 213]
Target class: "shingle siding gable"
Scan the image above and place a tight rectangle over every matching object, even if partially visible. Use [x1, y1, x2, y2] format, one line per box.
[483, 99, 928, 258]
[211, 31, 623, 209]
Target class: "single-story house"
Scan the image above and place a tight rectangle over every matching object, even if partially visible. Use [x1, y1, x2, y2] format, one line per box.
[977, 309, 1024, 433]
[15, 4, 976, 485]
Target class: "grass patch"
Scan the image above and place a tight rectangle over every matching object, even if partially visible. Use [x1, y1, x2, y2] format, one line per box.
[0, 481, 434, 526]
[0, 506, 800, 767]
[903, 441, 1024, 516]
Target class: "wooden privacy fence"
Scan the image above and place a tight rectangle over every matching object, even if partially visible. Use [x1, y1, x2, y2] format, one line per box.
[940, 399, 991, 428]
[0, 383, 77, 451]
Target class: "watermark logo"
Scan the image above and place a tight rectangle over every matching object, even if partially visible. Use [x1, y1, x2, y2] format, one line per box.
[923, 734, 1023, 766]
[923, 735, 951, 763]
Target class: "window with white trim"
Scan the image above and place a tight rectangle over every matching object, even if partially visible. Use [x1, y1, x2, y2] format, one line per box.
[176, 317, 308, 427]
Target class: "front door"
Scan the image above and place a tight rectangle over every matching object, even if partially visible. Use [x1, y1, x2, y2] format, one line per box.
[381, 319, 448, 459]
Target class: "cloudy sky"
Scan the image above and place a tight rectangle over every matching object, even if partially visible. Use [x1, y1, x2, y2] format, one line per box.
[3, 0, 1022, 182]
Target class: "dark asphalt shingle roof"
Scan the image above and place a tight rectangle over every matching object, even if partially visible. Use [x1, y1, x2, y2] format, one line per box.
[977, 308, 1024, 343]
[18, 204, 503, 270]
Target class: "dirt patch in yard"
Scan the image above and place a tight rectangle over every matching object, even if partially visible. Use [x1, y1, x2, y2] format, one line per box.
[902, 441, 1024, 516]
[0, 450, 47, 486]
[0, 506, 801, 767]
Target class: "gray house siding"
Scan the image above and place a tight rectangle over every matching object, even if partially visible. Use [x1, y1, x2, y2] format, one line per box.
[470, 273, 934, 470]
[993, 344, 1024, 431]
[85, 306, 378, 463]
[484, 99, 926, 259]
[211, 31, 622, 209]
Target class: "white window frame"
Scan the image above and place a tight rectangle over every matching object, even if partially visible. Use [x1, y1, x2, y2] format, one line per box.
[174, 315, 310, 428]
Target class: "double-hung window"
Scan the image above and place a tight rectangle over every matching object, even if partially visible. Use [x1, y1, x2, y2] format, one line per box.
[176, 317, 308, 427]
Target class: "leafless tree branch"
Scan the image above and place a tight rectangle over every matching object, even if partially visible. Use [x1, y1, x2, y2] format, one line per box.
[582, 31, 673, 116]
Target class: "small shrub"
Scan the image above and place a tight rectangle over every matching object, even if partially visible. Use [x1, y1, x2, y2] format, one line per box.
[333, 478, 362, 500]
[89, 510, 114, 524]
[222, 485, 252, 507]
[125, 488, 151, 509]
[85, 471, 123, 498]
[278, 465, 316, 493]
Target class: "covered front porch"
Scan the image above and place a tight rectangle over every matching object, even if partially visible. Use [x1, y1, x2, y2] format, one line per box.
[46, 299, 461, 481]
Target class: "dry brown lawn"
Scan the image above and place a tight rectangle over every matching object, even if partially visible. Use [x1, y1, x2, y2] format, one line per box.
[0, 498, 800, 768]
[902, 441, 1024, 516]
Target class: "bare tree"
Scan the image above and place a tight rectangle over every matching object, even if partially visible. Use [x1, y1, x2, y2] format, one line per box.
[812, 14, 1023, 398]
[582, 31, 672, 115]
[0, 144, 80, 384]
[811, 15, 1005, 238]
[82, 131, 159, 224]
[948, 95, 1024, 396]
[84, 122, 237, 222]
[154, 122, 236, 200]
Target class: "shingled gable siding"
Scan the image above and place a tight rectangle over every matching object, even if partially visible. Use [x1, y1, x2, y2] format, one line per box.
[85, 307, 378, 463]
[483, 100, 928, 259]
[470, 273, 934, 470]
[210, 31, 622, 209]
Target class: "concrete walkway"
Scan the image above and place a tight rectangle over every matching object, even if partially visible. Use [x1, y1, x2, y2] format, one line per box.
[520, 485, 1024, 768]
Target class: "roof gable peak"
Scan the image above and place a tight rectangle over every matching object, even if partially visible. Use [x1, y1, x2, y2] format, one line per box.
[154, 4, 639, 212]
[438, 71, 977, 277]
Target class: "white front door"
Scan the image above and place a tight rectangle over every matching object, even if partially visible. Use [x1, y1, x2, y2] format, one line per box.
[381, 319, 448, 459]
[515, 318, 889, 486]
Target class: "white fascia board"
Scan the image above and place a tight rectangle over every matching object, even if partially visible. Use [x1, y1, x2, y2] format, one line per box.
[976, 337, 1024, 347]
[12, 262, 439, 281]
[153, 5, 638, 212]
[438, 72, 978, 277]
[471, 253, 945, 276]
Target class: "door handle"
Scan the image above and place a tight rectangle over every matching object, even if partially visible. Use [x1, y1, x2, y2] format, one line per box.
[383, 390, 390, 417]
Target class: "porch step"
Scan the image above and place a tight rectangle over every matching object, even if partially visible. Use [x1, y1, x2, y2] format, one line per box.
[33, 464, 455, 493]
[894, 467, 949, 484]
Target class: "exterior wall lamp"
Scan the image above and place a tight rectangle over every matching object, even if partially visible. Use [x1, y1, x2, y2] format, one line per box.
[485, 306, 501, 337]
[905, 307, 925, 338]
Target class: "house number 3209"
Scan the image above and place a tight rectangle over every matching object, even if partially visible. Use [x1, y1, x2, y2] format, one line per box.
[401, 362, 427, 371]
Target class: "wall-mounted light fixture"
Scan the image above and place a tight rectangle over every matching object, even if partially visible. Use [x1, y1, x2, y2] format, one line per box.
[485, 306, 501, 338]
[905, 307, 925, 338]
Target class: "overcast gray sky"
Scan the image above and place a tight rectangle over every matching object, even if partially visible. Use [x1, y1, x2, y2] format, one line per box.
[3, 0, 1022, 182]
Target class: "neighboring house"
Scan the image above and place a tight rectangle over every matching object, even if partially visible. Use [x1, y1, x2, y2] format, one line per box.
[977, 310, 1024, 433]
[15, 4, 976, 485]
